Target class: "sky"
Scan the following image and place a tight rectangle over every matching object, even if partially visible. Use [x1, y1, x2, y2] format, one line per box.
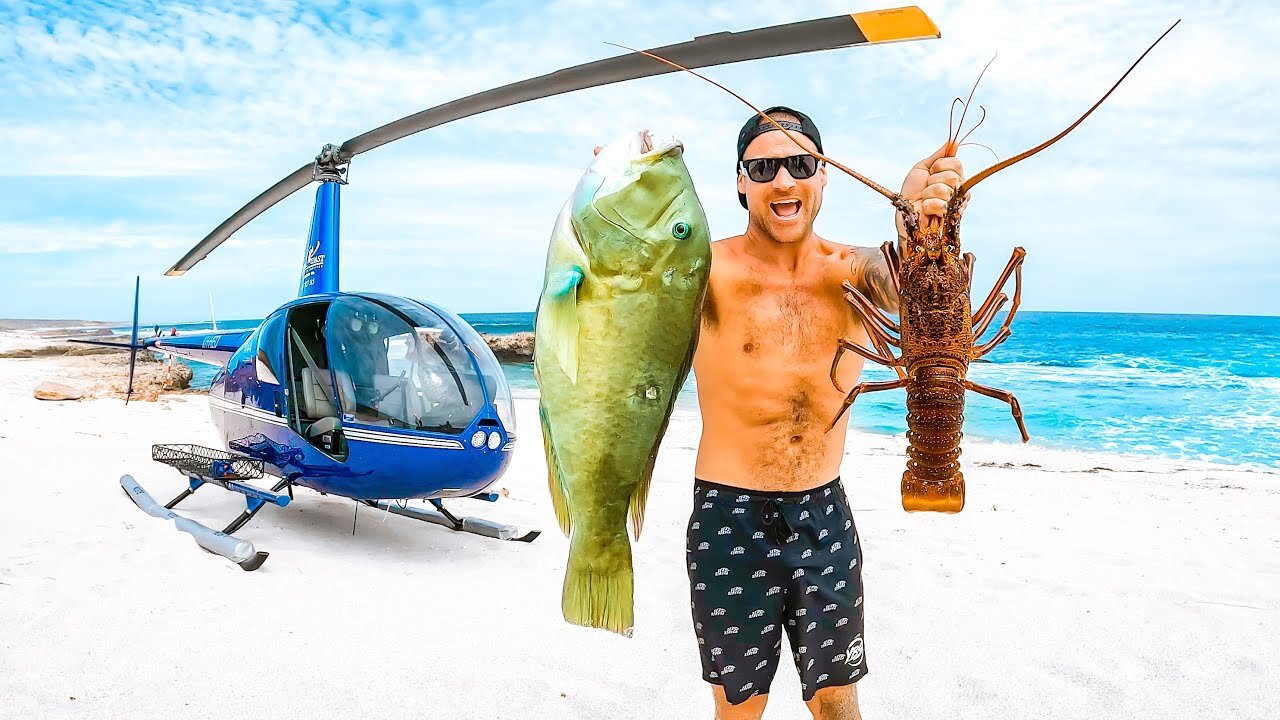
[1, 0, 1276, 323]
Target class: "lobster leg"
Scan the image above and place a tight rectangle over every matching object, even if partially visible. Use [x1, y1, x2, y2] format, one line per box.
[830, 338, 901, 392]
[825, 377, 908, 433]
[962, 379, 1030, 442]
[842, 280, 900, 338]
[970, 247, 1026, 327]
[972, 293, 1008, 337]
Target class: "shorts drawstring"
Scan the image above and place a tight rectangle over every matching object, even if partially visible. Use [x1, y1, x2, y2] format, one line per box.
[761, 498, 792, 545]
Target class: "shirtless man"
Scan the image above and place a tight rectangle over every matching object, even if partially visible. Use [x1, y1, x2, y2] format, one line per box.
[685, 107, 963, 719]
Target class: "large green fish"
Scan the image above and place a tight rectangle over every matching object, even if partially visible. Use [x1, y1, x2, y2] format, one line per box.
[534, 130, 711, 637]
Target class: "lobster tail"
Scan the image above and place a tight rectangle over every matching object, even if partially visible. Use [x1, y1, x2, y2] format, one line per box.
[902, 363, 966, 513]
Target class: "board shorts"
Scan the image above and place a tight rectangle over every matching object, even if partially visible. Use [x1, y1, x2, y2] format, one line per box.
[686, 477, 866, 705]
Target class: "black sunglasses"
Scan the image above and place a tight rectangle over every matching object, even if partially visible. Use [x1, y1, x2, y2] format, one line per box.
[740, 154, 821, 182]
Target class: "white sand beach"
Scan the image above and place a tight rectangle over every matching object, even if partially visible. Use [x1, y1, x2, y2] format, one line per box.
[1, 329, 1278, 719]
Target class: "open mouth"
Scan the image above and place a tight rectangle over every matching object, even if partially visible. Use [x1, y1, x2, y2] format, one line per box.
[770, 199, 802, 220]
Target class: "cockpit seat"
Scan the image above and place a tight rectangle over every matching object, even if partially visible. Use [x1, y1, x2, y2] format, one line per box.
[300, 367, 337, 419]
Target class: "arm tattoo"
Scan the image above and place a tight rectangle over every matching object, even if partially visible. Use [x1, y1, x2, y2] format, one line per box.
[853, 247, 899, 315]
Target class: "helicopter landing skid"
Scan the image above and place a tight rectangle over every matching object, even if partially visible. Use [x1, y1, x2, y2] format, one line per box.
[120, 474, 270, 572]
[364, 499, 541, 543]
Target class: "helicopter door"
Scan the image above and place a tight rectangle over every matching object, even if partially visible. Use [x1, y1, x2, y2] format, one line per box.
[283, 302, 348, 458]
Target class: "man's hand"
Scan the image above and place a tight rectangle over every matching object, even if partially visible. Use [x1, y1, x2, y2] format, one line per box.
[898, 144, 965, 236]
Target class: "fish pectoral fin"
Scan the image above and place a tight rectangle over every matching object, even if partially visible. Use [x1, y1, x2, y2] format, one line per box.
[539, 405, 572, 537]
[541, 265, 583, 384]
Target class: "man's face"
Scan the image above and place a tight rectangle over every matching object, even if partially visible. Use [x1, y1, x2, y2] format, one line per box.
[737, 128, 827, 244]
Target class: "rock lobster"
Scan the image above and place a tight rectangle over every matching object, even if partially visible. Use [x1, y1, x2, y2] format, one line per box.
[624, 19, 1178, 513]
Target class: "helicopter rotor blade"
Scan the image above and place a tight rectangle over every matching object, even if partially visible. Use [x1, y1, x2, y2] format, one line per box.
[166, 7, 940, 276]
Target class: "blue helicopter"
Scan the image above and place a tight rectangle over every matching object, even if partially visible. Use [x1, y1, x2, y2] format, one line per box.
[73, 9, 938, 570]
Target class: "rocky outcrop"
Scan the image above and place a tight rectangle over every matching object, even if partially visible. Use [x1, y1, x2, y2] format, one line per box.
[483, 332, 534, 361]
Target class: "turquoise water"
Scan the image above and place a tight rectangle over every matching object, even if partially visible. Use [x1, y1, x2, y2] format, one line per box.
[123, 312, 1280, 470]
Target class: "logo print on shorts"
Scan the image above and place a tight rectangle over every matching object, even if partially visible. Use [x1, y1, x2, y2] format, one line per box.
[830, 542, 842, 553]
[819, 529, 829, 540]
[833, 653, 846, 663]
[722, 665, 735, 674]
[807, 658, 815, 670]
[698, 542, 709, 550]
[725, 626, 739, 635]
[766, 586, 781, 596]
[796, 608, 807, 617]
[745, 647, 759, 656]
[844, 519, 851, 530]
[836, 618, 849, 627]
[732, 508, 746, 514]
[849, 558, 857, 569]
[690, 562, 697, 570]
[826, 504, 834, 515]
[786, 533, 800, 543]
[802, 494, 811, 503]
[798, 645, 807, 654]
[835, 580, 847, 591]
[750, 609, 764, 619]
[728, 586, 743, 596]
[718, 527, 731, 535]
[823, 603, 837, 612]
[792, 569, 804, 579]
[821, 566, 833, 575]
[756, 660, 768, 670]
[712, 608, 726, 616]
[752, 570, 767, 579]
[716, 568, 730, 576]
[855, 596, 863, 607]
[806, 621, 816, 632]
[767, 549, 781, 558]
[752, 531, 764, 539]
[691, 522, 700, 530]
[702, 502, 713, 509]
[825, 488, 832, 497]
[821, 639, 834, 648]
[846, 635, 864, 666]
[711, 647, 722, 656]
[695, 583, 706, 591]
[817, 673, 829, 683]
[731, 546, 745, 556]
[706, 489, 718, 498]
[762, 624, 776, 634]
[801, 549, 813, 559]
[806, 584, 818, 594]
[799, 510, 810, 520]
[709, 671, 718, 678]
[739, 683, 753, 693]
[737, 494, 750, 502]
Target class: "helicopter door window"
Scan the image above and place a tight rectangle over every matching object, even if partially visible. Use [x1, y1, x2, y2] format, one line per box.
[326, 296, 482, 434]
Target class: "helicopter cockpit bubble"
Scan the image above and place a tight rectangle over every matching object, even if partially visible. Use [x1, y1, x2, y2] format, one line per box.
[325, 296, 488, 434]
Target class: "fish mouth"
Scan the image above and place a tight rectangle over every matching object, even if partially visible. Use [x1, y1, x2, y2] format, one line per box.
[769, 198, 803, 221]
[633, 129, 682, 159]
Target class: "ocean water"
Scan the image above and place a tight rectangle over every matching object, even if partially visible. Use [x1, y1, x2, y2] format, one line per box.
[123, 312, 1280, 470]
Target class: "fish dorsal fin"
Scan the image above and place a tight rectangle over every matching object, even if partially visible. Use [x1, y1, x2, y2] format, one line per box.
[538, 405, 572, 537]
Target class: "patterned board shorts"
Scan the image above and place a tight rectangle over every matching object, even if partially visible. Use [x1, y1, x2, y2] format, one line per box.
[686, 477, 866, 705]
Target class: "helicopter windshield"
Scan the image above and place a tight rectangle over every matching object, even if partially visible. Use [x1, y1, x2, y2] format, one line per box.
[325, 296, 483, 434]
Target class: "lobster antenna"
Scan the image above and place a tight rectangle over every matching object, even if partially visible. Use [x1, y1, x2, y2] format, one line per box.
[951, 53, 997, 152]
[947, 97, 965, 146]
[958, 19, 1181, 195]
[957, 105, 987, 145]
[605, 42, 898, 201]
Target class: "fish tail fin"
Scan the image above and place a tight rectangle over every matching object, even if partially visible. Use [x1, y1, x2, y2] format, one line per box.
[538, 405, 572, 537]
[562, 532, 634, 637]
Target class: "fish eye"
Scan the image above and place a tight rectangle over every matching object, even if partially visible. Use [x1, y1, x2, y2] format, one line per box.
[672, 221, 691, 239]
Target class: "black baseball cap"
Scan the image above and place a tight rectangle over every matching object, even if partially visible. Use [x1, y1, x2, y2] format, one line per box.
[736, 106, 824, 209]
